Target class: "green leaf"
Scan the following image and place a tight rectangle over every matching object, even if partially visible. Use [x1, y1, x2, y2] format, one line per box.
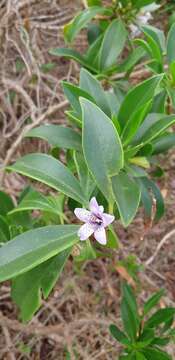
[0, 225, 79, 281]
[81, 98, 123, 201]
[8, 190, 65, 218]
[142, 25, 166, 53]
[109, 324, 130, 345]
[142, 348, 172, 360]
[80, 68, 111, 116]
[136, 353, 147, 360]
[118, 75, 163, 129]
[167, 23, 175, 64]
[49, 48, 95, 72]
[26, 125, 81, 151]
[118, 46, 146, 74]
[144, 308, 175, 329]
[0, 215, 10, 243]
[107, 225, 119, 249]
[73, 151, 95, 199]
[141, 28, 163, 70]
[88, 0, 102, 5]
[136, 114, 175, 145]
[12, 248, 71, 321]
[121, 100, 152, 145]
[143, 289, 164, 316]
[121, 283, 139, 341]
[7, 153, 88, 206]
[63, 6, 112, 43]
[112, 172, 140, 226]
[152, 133, 175, 154]
[99, 19, 127, 70]
[140, 178, 164, 221]
[0, 191, 14, 216]
[85, 33, 103, 67]
[62, 82, 94, 116]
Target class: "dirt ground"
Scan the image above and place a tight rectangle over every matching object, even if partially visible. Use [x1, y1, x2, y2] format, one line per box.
[0, 1, 175, 359]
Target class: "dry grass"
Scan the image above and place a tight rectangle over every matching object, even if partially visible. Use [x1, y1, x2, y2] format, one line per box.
[0, 1, 175, 359]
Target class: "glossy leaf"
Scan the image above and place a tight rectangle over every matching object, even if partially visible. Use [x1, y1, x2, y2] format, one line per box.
[81, 98, 123, 201]
[49, 48, 95, 72]
[12, 248, 71, 321]
[112, 172, 140, 226]
[99, 19, 127, 70]
[121, 283, 139, 341]
[8, 190, 65, 218]
[80, 68, 111, 116]
[137, 114, 175, 144]
[26, 125, 81, 150]
[167, 23, 175, 64]
[109, 324, 130, 345]
[152, 133, 175, 154]
[73, 151, 95, 199]
[144, 308, 175, 329]
[0, 225, 79, 281]
[118, 75, 163, 129]
[62, 82, 94, 116]
[63, 6, 112, 43]
[142, 348, 172, 360]
[0, 216, 10, 243]
[0, 191, 14, 216]
[143, 289, 164, 316]
[7, 154, 88, 206]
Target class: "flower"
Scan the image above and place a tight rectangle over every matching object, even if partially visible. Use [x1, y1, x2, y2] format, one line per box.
[74, 197, 115, 245]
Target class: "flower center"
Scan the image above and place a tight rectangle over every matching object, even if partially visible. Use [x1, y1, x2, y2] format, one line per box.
[90, 214, 103, 226]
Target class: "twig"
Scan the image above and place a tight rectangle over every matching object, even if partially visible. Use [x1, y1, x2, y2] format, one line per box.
[145, 228, 175, 266]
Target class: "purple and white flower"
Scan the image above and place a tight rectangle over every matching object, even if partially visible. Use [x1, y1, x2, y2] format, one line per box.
[74, 197, 115, 245]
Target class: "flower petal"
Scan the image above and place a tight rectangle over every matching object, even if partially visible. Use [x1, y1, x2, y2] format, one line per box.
[94, 227, 107, 245]
[89, 197, 100, 214]
[102, 213, 115, 227]
[78, 223, 94, 241]
[74, 208, 91, 222]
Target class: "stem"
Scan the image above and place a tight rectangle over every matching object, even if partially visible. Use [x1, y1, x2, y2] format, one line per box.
[108, 202, 114, 214]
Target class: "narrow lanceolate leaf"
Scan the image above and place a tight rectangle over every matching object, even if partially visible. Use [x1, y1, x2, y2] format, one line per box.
[98, 19, 127, 71]
[118, 75, 163, 129]
[26, 125, 82, 151]
[73, 151, 95, 199]
[142, 348, 172, 360]
[80, 68, 111, 116]
[109, 324, 130, 345]
[63, 6, 112, 43]
[12, 248, 71, 322]
[7, 154, 88, 206]
[8, 190, 65, 218]
[167, 23, 175, 64]
[143, 289, 164, 316]
[81, 98, 124, 201]
[62, 82, 94, 117]
[0, 191, 14, 216]
[137, 114, 175, 144]
[0, 216, 10, 243]
[144, 308, 175, 329]
[49, 48, 95, 72]
[0, 225, 79, 281]
[152, 133, 175, 154]
[112, 172, 141, 226]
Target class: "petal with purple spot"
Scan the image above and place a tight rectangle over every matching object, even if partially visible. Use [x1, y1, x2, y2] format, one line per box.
[94, 227, 107, 245]
[102, 213, 115, 227]
[78, 223, 94, 241]
[74, 208, 91, 222]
